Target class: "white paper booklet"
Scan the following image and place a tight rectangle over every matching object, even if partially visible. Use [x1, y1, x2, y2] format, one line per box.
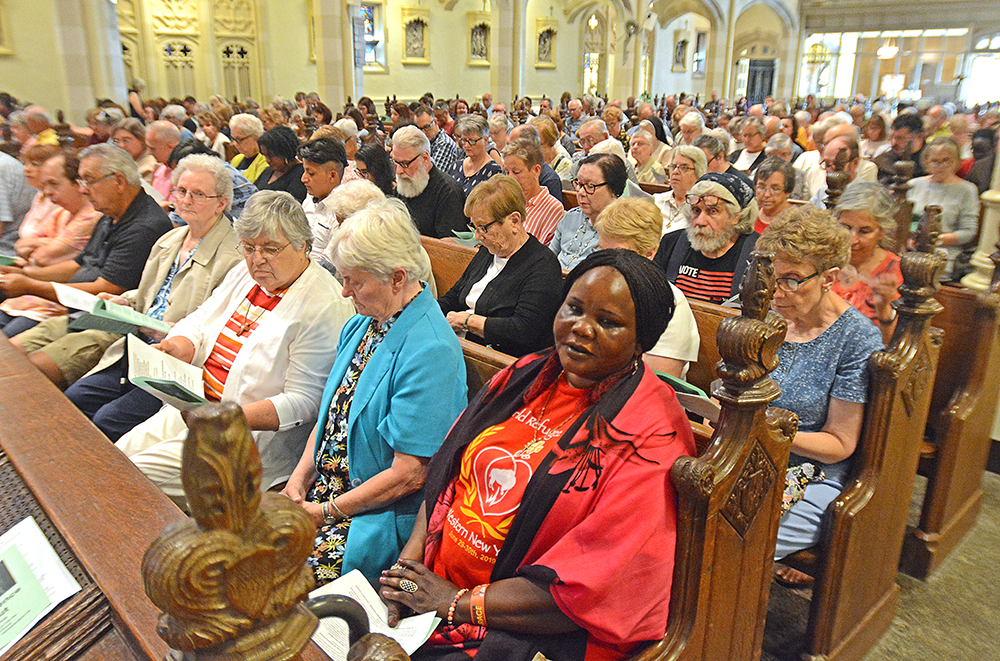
[309, 569, 440, 660]
[126, 334, 208, 411]
[52, 282, 171, 335]
[0, 517, 82, 656]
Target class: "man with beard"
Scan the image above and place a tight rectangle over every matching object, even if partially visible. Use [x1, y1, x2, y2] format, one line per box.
[653, 172, 759, 305]
[391, 125, 467, 238]
[874, 113, 927, 184]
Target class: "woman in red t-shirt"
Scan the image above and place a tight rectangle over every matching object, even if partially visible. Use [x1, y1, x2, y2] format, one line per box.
[380, 249, 696, 661]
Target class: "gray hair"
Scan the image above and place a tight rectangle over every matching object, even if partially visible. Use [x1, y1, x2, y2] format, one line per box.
[160, 104, 187, 124]
[93, 107, 125, 127]
[79, 143, 141, 187]
[229, 113, 264, 138]
[328, 197, 425, 282]
[671, 145, 708, 178]
[794, 110, 811, 126]
[111, 118, 145, 142]
[458, 113, 490, 138]
[26, 107, 53, 126]
[679, 112, 705, 130]
[7, 110, 26, 128]
[171, 154, 234, 213]
[235, 190, 313, 253]
[324, 179, 385, 227]
[580, 117, 609, 138]
[765, 133, 794, 156]
[392, 125, 430, 155]
[487, 113, 508, 133]
[834, 181, 897, 235]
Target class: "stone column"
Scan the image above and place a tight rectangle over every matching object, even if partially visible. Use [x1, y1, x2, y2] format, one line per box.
[721, 0, 737, 99]
[54, 0, 128, 121]
[960, 157, 1000, 292]
[312, 0, 357, 111]
[492, 0, 525, 104]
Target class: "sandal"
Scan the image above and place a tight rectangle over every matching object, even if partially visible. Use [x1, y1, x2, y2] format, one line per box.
[774, 565, 814, 588]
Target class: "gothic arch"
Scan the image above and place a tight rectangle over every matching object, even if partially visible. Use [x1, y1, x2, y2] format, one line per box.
[565, 0, 632, 25]
[650, 0, 723, 30]
[735, 0, 796, 34]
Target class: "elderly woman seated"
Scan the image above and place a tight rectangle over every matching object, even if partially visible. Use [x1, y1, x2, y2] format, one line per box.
[756, 205, 884, 587]
[114, 190, 355, 499]
[907, 136, 980, 280]
[380, 249, 696, 661]
[594, 197, 699, 378]
[654, 172, 760, 305]
[627, 127, 666, 185]
[282, 198, 467, 586]
[652, 145, 708, 236]
[439, 175, 563, 357]
[753, 156, 797, 234]
[831, 181, 903, 343]
[448, 114, 504, 196]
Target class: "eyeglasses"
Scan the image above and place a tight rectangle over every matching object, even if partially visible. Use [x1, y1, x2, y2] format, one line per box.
[572, 179, 608, 195]
[467, 217, 504, 235]
[238, 242, 291, 258]
[416, 123, 434, 133]
[355, 165, 370, 178]
[231, 134, 252, 144]
[667, 164, 694, 174]
[112, 136, 138, 146]
[392, 153, 422, 170]
[458, 136, 483, 146]
[686, 194, 726, 217]
[775, 272, 819, 292]
[76, 173, 116, 188]
[741, 131, 760, 139]
[172, 187, 222, 202]
[755, 184, 787, 196]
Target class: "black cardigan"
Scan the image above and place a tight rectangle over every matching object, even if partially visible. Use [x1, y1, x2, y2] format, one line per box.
[438, 234, 563, 357]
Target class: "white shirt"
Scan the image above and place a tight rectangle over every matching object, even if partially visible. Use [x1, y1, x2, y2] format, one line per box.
[302, 189, 338, 263]
[647, 283, 700, 377]
[653, 192, 689, 236]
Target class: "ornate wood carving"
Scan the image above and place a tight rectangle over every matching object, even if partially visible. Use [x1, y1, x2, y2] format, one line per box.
[142, 403, 318, 661]
[890, 159, 916, 253]
[721, 441, 777, 538]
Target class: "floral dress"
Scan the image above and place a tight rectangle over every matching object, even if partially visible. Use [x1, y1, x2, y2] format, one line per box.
[306, 312, 399, 585]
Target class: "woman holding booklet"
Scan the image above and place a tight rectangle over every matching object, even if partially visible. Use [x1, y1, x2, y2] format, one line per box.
[114, 190, 354, 501]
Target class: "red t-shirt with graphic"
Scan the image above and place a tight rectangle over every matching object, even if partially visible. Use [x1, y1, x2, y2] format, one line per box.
[432, 377, 588, 588]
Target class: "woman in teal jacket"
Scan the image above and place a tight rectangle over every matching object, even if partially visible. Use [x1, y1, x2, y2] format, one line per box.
[282, 198, 467, 585]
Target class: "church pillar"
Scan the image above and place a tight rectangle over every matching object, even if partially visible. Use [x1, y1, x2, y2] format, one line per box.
[312, 0, 357, 111]
[611, 20, 643, 101]
[53, 0, 127, 121]
[493, 0, 525, 104]
[721, 0, 737, 99]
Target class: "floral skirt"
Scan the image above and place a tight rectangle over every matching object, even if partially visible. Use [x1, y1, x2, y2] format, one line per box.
[305, 430, 353, 586]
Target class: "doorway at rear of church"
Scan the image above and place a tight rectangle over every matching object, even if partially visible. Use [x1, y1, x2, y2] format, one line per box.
[747, 60, 775, 106]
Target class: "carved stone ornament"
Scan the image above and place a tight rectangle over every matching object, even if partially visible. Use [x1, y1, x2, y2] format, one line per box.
[142, 403, 318, 661]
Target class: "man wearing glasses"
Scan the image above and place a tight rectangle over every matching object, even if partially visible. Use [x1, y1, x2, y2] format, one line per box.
[808, 136, 863, 208]
[0, 144, 171, 336]
[414, 105, 461, 172]
[550, 153, 626, 270]
[653, 172, 760, 305]
[391, 125, 467, 239]
[729, 117, 767, 177]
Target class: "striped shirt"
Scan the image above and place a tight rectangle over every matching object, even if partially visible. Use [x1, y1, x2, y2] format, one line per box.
[202, 285, 285, 400]
[523, 187, 565, 246]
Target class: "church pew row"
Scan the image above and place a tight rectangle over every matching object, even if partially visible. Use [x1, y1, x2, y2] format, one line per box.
[456, 252, 794, 661]
[901, 279, 1000, 578]
[421, 236, 477, 296]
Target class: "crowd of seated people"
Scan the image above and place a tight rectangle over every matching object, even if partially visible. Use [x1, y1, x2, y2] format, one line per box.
[0, 85, 996, 660]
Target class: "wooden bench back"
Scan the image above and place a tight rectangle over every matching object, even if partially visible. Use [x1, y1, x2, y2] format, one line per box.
[783, 248, 944, 661]
[562, 189, 578, 211]
[634, 252, 795, 661]
[459, 338, 515, 402]
[638, 182, 671, 195]
[687, 300, 739, 396]
[901, 278, 1000, 578]
[420, 236, 477, 296]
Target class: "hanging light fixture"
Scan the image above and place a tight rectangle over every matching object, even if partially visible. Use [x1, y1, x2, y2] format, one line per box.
[588, 14, 599, 30]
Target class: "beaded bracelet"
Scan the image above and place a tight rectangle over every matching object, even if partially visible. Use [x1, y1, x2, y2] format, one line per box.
[447, 588, 469, 627]
[470, 583, 488, 627]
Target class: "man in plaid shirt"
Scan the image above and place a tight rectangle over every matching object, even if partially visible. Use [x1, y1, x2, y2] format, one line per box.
[415, 106, 461, 172]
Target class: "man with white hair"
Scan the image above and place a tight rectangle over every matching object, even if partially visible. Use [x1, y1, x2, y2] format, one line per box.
[391, 125, 466, 238]
[679, 112, 705, 146]
[159, 104, 196, 144]
[566, 98, 587, 140]
[0, 144, 171, 336]
[145, 120, 182, 200]
[801, 121, 877, 198]
[25, 107, 59, 147]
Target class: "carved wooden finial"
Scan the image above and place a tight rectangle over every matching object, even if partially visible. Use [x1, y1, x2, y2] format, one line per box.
[914, 205, 942, 254]
[142, 403, 318, 661]
[715, 250, 787, 397]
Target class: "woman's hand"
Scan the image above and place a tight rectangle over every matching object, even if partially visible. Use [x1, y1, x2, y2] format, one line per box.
[380, 559, 458, 627]
[153, 336, 196, 363]
[446, 310, 471, 333]
[299, 500, 324, 527]
[96, 292, 130, 306]
[870, 273, 898, 319]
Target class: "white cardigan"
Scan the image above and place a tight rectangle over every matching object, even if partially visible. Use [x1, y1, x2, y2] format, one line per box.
[119, 260, 355, 492]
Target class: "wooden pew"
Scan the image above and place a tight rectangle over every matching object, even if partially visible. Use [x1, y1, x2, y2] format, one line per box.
[901, 272, 1000, 578]
[639, 182, 671, 195]
[777, 246, 945, 661]
[686, 300, 739, 395]
[562, 189, 578, 211]
[420, 236, 477, 295]
[0, 339, 333, 661]
[459, 337, 515, 401]
[635, 251, 796, 661]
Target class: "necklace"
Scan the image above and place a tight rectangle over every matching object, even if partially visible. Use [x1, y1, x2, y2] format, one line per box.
[515, 375, 581, 459]
[237, 287, 284, 337]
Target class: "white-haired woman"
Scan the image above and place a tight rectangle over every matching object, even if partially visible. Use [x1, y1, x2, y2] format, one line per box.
[653, 145, 708, 236]
[115, 190, 355, 500]
[229, 113, 268, 183]
[282, 197, 467, 586]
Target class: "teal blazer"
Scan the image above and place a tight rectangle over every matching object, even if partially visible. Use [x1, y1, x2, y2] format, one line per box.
[314, 286, 467, 582]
